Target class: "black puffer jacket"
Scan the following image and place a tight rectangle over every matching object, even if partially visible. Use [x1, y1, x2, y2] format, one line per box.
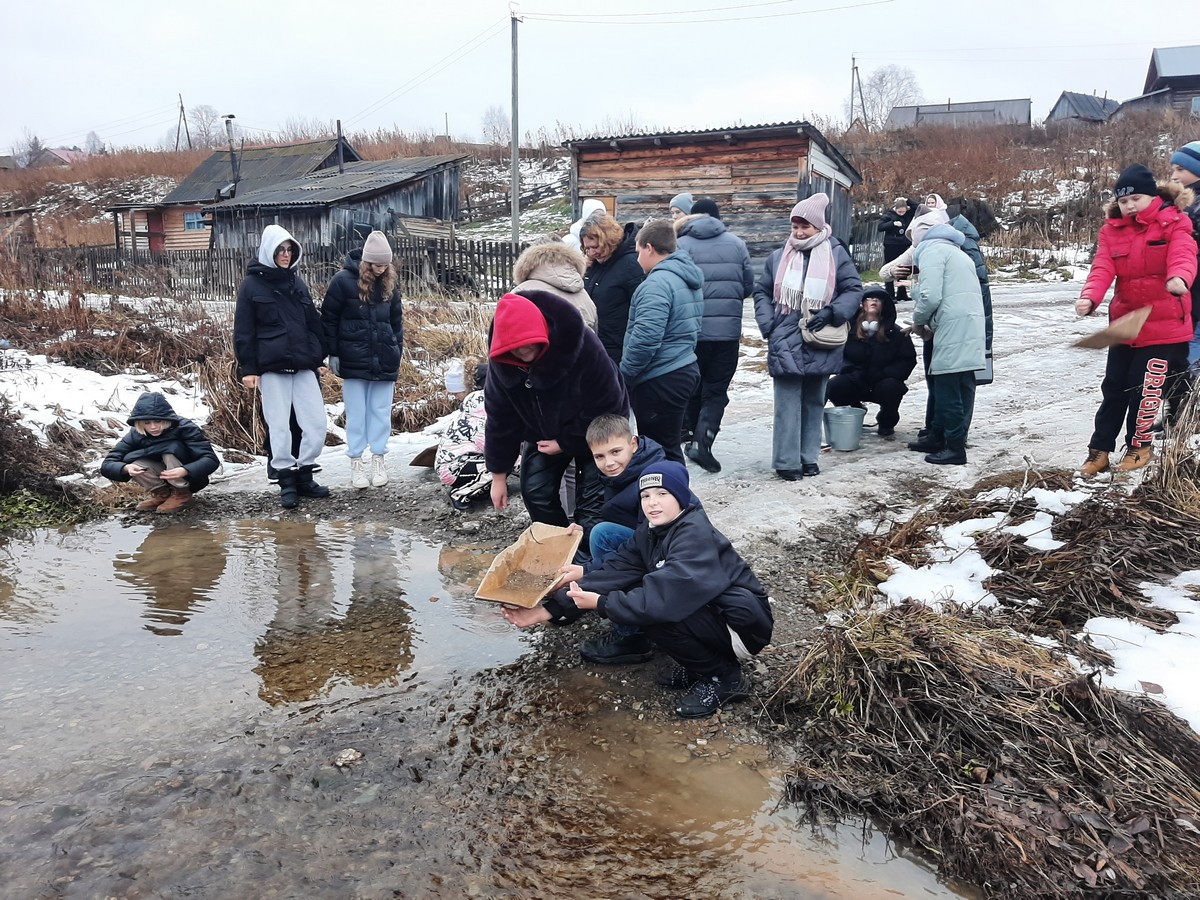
[100, 392, 220, 491]
[484, 290, 629, 471]
[877, 205, 914, 253]
[840, 289, 917, 387]
[321, 251, 404, 381]
[233, 244, 325, 377]
[542, 505, 773, 654]
[583, 222, 645, 362]
[675, 214, 755, 342]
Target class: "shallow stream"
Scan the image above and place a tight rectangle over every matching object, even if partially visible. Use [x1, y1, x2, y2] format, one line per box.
[1, 519, 971, 898]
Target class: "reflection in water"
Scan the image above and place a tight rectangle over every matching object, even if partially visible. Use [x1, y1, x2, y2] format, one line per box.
[113, 525, 228, 636]
[253, 522, 415, 704]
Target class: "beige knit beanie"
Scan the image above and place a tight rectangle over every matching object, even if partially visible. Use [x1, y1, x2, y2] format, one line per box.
[362, 231, 393, 265]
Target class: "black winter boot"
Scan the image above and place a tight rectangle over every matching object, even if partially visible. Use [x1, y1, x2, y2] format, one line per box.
[278, 468, 299, 509]
[686, 429, 721, 473]
[296, 464, 330, 498]
[925, 446, 967, 466]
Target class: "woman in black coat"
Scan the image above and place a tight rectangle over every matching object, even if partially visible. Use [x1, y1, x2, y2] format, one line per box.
[321, 231, 404, 490]
[826, 286, 917, 437]
[233, 224, 329, 508]
[580, 212, 645, 363]
[101, 392, 219, 513]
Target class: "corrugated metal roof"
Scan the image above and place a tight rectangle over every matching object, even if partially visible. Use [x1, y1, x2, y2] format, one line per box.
[1050, 91, 1119, 122]
[204, 155, 467, 210]
[886, 99, 1032, 128]
[162, 138, 361, 205]
[1146, 44, 1200, 92]
[562, 121, 861, 184]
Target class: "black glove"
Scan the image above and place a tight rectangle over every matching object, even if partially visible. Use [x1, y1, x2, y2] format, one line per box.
[806, 307, 836, 331]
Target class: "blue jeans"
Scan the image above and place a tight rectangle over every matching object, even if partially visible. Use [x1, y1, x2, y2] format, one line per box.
[343, 379, 394, 458]
[771, 374, 829, 469]
[589, 521, 638, 638]
[1189, 318, 1200, 374]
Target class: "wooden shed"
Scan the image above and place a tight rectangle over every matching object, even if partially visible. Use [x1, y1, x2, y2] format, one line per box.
[109, 137, 360, 254]
[202, 155, 467, 254]
[1111, 44, 1200, 120]
[563, 122, 861, 254]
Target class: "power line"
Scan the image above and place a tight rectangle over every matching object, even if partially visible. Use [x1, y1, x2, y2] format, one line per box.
[522, 0, 848, 18]
[345, 17, 510, 126]
[39, 103, 179, 145]
[522, 0, 892, 25]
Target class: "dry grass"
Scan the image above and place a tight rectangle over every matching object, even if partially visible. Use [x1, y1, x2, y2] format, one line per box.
[769, 420, 1200, 897]
[0, 149, 207, 208]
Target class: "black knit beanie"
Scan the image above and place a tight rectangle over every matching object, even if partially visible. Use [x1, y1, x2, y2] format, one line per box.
[1113, 164, 1157, 199]
[691, 198, 720, 219]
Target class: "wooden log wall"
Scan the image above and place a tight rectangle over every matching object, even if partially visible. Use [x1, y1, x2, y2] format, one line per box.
[574, 136, 811, 259]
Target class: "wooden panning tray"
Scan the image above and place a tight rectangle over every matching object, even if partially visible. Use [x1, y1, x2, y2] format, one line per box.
[475, 523, 583, 608]
[409, 444, 438, 467]
[1073, 306, 1151, 349]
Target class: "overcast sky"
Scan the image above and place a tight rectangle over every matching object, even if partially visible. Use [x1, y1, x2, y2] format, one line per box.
[1, 0, 1191, 154]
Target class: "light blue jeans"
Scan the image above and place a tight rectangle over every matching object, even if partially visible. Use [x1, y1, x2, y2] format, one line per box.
[772, 374, 830, 469]
[589, 521, 638, 638]
[343, 379, 395, 458]
[260, 371, 327, 470]
[1188, 319, 1200, 374]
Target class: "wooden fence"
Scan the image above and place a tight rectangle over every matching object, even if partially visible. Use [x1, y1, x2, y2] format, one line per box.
[462, 175, 570, 222]
[0, 236, 527, 301]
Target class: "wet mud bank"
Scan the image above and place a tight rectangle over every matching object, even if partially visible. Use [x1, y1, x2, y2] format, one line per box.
[0, 475, 970, 898]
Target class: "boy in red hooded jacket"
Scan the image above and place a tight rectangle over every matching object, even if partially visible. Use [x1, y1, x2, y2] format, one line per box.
[1076, 164, 1197, 476]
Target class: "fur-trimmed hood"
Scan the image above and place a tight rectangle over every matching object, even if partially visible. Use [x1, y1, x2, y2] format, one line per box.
[1105, 181, 1196, 219]
[513, 240, 587, 291]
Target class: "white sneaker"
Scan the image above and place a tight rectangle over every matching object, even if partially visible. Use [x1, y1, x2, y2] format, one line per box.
[350, 457, 370, 489]
[369, 454, 389, 487]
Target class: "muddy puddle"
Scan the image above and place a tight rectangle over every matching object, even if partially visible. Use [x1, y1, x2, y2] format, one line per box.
[1, 519, 972, 898]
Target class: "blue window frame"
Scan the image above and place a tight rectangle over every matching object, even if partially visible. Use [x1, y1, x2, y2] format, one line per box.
[184, 211, 206, 231]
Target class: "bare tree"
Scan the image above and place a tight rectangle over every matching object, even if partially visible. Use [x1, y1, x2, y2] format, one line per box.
[480, 104, 510, 146]
[188, 104, 224, 148]
[846, 65, 923, 131]
[84, 130, 105, 155]
[12, 128, 45, 167]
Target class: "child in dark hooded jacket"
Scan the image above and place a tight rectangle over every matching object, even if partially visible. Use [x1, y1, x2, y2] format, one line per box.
[101, 392, 219, 513]
[504, 461, 772, 719]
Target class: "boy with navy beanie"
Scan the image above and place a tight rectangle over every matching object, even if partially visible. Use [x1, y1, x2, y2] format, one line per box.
[502, 460, 773, 719]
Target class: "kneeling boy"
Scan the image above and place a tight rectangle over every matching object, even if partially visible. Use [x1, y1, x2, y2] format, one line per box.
[503, 461, 773, 719]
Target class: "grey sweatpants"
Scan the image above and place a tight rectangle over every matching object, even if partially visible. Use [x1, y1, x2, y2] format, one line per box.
[260, 371, 327, 470]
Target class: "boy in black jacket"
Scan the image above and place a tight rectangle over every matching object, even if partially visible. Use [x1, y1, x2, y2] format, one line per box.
[101, 392, 220, 513]
[503, 461, 773, 719]
[571, 413, 701, 666]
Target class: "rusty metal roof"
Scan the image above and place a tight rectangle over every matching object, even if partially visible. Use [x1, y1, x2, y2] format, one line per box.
[162, 138, 361, 205]
[203, 155, 467, 211]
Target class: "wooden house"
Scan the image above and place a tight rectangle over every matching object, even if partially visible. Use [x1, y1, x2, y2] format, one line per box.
[27, 147, 89, 169]
[885, 99, 1032, 129]
[201, 155, 467, 254]
[1046, 91, 1119, 124]
[562, 122, 861, 254]
[109, 137, 360, 254]
[1111, 44, 1200, 120]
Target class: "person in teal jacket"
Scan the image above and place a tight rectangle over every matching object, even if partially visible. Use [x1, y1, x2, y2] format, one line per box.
[908, 224, 985, 465]
[620, 220, 704, 464]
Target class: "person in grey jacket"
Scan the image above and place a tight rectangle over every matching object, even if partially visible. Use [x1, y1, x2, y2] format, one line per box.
[675, 199, 754, 473]
[621, 220, 704, 464]
[752, 194, 863, 480]
[908, 223, 985, 465]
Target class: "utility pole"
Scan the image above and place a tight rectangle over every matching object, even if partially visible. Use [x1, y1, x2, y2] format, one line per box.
[223, 115, 239, 191]
[175, 94, 192, 151]
[510, 8, 522, 244]
[336, 119, 345, 174]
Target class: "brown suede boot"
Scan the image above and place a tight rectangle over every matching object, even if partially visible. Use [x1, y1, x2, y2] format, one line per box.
[1116, 445, 1152, 472]
[155, 486, 193, 513]
[136, 486, 171, 511]
[1079, 448, 1109, 477]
